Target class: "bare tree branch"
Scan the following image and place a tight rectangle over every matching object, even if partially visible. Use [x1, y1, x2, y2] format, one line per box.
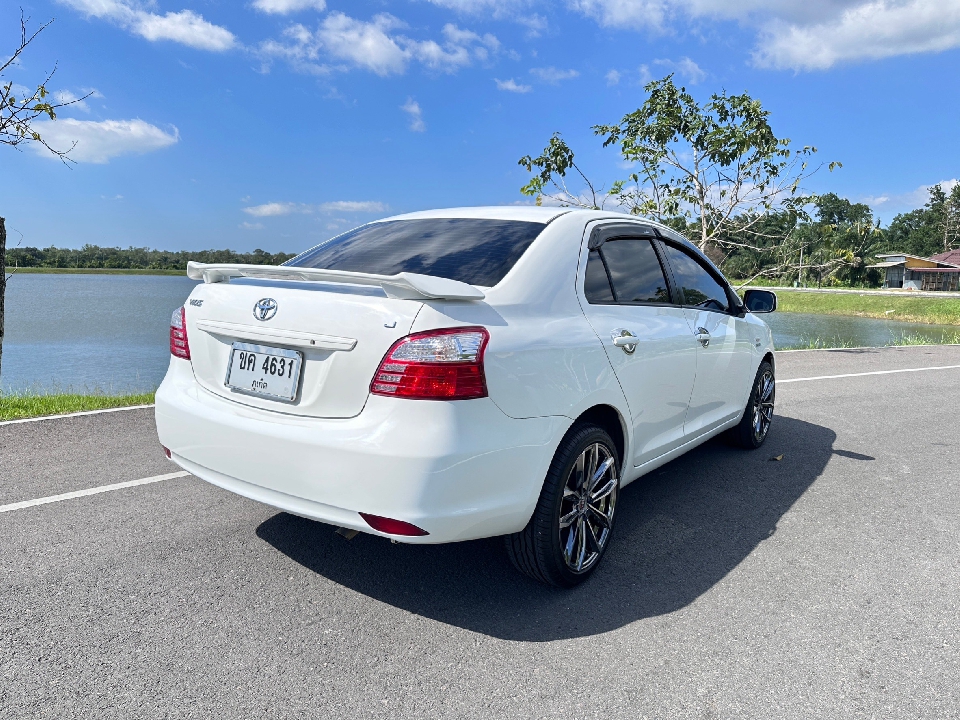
[1, 12, 87, 163]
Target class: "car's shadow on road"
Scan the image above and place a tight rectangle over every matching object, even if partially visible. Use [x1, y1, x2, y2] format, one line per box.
[256, 416, 835, 641]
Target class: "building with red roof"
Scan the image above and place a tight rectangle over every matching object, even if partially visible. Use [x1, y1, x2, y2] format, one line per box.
[868, 252, 960, 291]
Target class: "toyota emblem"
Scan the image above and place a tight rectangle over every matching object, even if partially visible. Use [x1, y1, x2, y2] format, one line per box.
[253, 298, 278, 321]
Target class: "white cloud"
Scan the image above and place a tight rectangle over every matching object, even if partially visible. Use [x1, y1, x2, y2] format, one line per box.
[425, 0, 547, 34]
[317, 13, 410, 75]
[865, 179, 960, 213]
[252, 0, 326, 14]
[29, 118, 179, 163]
[135, 10, 236, 51]
[319, 200, 388, 212]
[401, 98, 426, 132]
[568, 0, 671, 30]
[259, 13, 499, 76]
[566, 0, 852, 30]
[652, 56, 705, 83]
[605, 69, 621, 85]
[257, 24, 330, 75]
[517, 14, 549, 36]
[59, 0, 236, 51]
[531, 66, 580, 83]
[240, 221, 265, 230]
[243, 200, 387, 216]
[754, 0, 960, 70]
[495, 77, 532, 92]
[244, 202, 303, 217]
[425, 0, 533, 14]
[564, 0, 960, 71]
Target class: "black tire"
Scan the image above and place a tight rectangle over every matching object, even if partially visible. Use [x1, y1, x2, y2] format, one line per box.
[505, 424, 620, 587]
[730, 360, 776, 449]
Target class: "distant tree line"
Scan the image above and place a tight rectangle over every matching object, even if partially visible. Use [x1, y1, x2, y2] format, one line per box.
[681, 183, 960, 286]
[4, 245, 296, 270]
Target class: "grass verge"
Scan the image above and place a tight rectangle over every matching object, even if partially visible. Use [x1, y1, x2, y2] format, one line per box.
[773, 292, 960, 325]
[0, 392, 155, 421]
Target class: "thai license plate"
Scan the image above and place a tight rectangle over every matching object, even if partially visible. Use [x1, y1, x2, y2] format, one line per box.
[225, 342, 302, 401]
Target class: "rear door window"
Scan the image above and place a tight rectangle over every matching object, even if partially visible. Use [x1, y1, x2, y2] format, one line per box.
[584, 238, 671, 304]
[286, 219, 546, 287]
[659, 243, 731, 313]
[584, 249, 616, 303]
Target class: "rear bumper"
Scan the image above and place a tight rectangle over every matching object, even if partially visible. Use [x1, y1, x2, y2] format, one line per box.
[155, 358, 567, 543]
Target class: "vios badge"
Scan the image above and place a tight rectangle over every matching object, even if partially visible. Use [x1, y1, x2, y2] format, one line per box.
[253, 298, 278, 321]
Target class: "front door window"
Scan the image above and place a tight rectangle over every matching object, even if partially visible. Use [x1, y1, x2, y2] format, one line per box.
[659, 242, 752, 436]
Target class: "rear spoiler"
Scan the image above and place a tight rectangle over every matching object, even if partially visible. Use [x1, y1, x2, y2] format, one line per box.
[186, 262, 485, 301]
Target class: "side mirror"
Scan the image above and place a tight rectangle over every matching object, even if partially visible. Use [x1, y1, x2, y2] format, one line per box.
[743, 289, 777, 313]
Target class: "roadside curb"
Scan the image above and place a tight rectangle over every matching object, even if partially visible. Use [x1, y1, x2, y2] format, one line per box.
[0, 404, 156, 427]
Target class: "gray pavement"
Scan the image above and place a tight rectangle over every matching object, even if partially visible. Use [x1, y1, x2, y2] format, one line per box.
[1, 345, 959, 719]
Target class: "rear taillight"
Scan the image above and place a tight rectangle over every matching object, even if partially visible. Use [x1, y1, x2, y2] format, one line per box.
[370, 326, 489, 400]
[170, 306, 191, 360]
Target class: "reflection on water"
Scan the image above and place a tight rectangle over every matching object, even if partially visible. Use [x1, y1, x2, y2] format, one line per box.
[0, 274, 957, 393]
[763, 312, 960, 349]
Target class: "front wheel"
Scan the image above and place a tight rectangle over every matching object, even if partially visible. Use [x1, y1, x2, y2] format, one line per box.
[730, 360, 775, 449]
[506, 424, 620, 587]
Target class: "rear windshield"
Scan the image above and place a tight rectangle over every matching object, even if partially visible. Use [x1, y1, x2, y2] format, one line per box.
[285, 219, 546, 287]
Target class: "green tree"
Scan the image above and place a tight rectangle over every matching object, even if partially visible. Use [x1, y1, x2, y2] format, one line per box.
[821, 197, 882, 284]
[885, 183, 960, 258]
[519, 75, 839, 267]
[932, 183, 960, 253]
[1, 14, 82, 384]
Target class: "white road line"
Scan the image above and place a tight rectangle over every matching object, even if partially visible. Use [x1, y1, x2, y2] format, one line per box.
[0, 471, 189, 514]
[780, 364, 960, 384]
[0, 404, 155, 427]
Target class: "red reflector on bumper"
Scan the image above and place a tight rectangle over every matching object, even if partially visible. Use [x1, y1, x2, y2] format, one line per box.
[359, 513, 429, 537]
[162, 446, 172, 459]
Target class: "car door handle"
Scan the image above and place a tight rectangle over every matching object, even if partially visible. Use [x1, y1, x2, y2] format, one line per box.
[695, 327, 710, 348]
[611, 329, 639, 354]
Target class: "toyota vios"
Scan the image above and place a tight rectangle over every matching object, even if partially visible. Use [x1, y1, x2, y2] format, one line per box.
[156, 207, 778, 586]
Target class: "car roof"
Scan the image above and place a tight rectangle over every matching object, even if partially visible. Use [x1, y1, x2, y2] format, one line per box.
[382, 206, 572, 223]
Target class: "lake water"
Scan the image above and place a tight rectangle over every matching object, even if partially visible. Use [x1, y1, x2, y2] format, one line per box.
[1, 274, 957, 393]
[763, 312, 960, 349]
[2, 274, 198, 393]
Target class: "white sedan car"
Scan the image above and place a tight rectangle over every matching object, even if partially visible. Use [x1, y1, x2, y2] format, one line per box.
[156, 207, 777, 586]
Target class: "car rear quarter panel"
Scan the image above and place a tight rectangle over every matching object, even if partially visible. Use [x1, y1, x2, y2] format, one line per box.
[408, 214, 631, 424]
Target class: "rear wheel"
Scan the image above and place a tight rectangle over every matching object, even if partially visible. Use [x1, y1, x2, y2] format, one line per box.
[730, 360, 775, 449]
[506, 424, 620, 587]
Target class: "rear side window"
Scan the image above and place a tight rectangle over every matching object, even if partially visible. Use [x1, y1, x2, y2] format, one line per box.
[584, 249, 615, 303]
[659, 243, 730, 313]
[286, 219, 546, 287]
[584, 238, 670, 304]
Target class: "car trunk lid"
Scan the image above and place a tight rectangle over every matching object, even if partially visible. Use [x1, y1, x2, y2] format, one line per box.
[185, 278, 423, 418]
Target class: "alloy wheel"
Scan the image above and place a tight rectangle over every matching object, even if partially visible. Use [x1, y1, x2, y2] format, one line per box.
[752, 369, 775, 443]
[558, 442, 618, 573]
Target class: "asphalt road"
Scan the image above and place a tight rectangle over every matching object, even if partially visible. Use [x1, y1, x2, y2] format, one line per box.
[2, 345, 959, 719]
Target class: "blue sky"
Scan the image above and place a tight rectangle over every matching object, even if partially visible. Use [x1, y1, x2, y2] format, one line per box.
[3, 0, 960, 253]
